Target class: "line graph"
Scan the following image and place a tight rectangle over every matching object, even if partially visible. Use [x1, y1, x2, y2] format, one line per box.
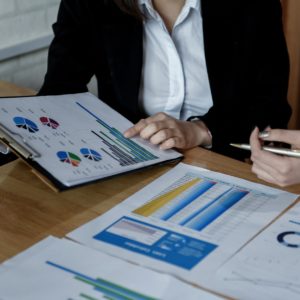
[224, 271, 300, 296]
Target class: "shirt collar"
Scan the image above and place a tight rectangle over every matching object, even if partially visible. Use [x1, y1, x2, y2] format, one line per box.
[138, 0, 201, 19]
[138, 0, 157, 19]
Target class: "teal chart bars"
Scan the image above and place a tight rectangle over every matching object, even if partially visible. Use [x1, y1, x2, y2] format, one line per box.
[77, 102, 158, 167]
[46, 261, 156, 300]
[0, 237, 219, 300]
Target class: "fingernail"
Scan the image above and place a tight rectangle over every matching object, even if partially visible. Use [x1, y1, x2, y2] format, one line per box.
[259, 131, 270, 139]
[264, 125, 271, 131]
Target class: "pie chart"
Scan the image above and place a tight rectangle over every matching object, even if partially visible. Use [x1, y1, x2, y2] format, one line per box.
[80, 148, 102, 161]
[13, 117, 39, 133]
[57, 151, 81, 167]
[277, 231, 300, 248]
[40, 116, 60, 129]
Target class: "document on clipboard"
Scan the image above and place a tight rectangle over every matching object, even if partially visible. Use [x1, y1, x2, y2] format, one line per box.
[0, 93, 182, 190]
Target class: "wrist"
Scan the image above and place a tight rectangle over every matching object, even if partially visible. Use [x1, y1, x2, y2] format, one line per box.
[190, 119, 212, 148]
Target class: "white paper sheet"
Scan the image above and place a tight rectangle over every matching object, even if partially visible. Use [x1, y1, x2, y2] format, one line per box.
[0, 93, 181, 187]
[215, 201, 300, 300]
[0, 237, 222, 300]
[67, 163, 298, 289]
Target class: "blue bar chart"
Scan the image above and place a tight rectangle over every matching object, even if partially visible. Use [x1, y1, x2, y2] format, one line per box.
[77, 102, 158, 167]
[134, 174, 249, 231]
[183, 189, 248, 231]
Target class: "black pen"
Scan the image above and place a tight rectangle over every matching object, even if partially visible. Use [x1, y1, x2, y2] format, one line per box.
[230, 143, 300, 158]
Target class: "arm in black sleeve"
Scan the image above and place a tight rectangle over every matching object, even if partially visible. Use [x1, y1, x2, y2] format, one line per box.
[38, 0, 98, 95]
[200, 0, 291, 160]
[241, 0, 291, 130]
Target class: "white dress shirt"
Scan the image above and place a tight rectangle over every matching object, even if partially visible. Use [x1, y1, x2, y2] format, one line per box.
[138, 0, 213, 121]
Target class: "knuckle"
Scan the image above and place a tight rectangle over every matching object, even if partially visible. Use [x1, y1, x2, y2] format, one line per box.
[277, 178, 289, 187]
[168, 138, 176, 147]
[140, 131, 148, 139]
[150, 135, 159, 144]
[157, 112, 167, 119]
[159, 130, 168, 140]
[250, 154, 257, 162]
[136, 119, 146, 130]
[257, 174, 264, 181]
[280, 164, 292, 176]
[251, 164, 260, 176]
[168, 119, 177, 127]
[140, 128, 150, 138]
[138, 118, 146, 125]
[148, 122, 158, 132]
[275, 173, 290, 187]
[154, 123, 161, 132]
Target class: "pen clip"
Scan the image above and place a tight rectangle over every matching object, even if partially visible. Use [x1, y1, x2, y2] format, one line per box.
[0, 123, 41, 159]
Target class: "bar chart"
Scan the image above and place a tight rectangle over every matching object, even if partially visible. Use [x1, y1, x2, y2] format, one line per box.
[134, 173, 249, 231]
[77, 102, 158, 167]
[46, 261, 157, 300]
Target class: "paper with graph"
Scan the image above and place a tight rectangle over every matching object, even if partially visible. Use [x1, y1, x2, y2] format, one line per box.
[0, 237, 222, 300]
[68, 163, 298, 288]
[214, 201, 300, 300]
[0, 93, 181, 189]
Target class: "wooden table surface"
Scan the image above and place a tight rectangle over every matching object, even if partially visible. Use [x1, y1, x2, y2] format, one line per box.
[0, 80, 35, 97]
[0, 81, 299, 264]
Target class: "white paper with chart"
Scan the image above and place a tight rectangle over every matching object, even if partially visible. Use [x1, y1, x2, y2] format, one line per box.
[0, 93, 181, 188]
[0, 236, 223, 300]
[67, 163, 298, 289]
[214, 201, 300, 300]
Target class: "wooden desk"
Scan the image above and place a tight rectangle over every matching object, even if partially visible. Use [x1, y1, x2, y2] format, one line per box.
[0, 81, 35, 97]
[0, 81, 300, 264]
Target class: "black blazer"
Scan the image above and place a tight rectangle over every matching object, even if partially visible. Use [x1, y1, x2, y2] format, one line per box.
[39, 0, 291, 160]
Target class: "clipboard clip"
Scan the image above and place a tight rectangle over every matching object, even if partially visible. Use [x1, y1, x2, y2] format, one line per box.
[0, 123, 41, 159]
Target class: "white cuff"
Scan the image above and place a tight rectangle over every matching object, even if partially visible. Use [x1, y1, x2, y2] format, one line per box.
[0, 142, 10, 155]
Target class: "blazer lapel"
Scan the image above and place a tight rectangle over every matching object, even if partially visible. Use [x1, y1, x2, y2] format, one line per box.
[102, 17, 143, 122]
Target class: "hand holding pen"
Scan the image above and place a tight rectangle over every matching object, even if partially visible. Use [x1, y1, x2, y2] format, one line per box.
[249, 127, 300, 187]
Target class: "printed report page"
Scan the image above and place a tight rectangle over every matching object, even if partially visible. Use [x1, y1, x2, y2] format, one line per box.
[67, 163, 298, 289]
[0, 93, 181, 187]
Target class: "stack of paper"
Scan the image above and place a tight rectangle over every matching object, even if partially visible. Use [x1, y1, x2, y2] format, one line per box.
[0, 237, 222, 300]
[67, 163, 298, 289]
[0, 163, 299, 299]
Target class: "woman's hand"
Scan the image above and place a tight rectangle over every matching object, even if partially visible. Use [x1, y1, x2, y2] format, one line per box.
[250, 127, 300, 187]
[124, 112, 212, 150]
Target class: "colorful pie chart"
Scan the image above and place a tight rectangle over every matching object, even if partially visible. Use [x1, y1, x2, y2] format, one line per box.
[40, 116, 60, 129]
[80, 148, 102, 161]
[13, 117, 39, 133]
[57, 151, 81, 167]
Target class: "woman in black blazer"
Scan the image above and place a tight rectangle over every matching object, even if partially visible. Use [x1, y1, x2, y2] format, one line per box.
[39, 0, 291, 161]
